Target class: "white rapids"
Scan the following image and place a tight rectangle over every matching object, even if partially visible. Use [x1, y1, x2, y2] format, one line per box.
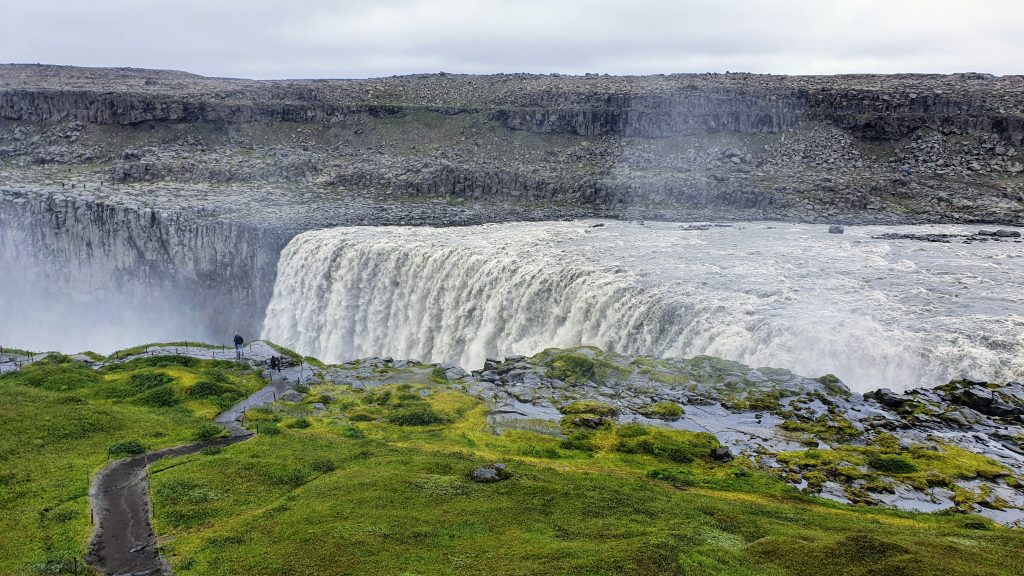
[261, 220, 1024, 392]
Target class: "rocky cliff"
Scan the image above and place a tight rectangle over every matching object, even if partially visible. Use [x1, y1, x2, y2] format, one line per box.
[0, 190, 287, 351]
[0, 64, 1022, 225]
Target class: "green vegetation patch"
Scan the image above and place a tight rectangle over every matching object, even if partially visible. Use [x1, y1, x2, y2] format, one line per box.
[639, 401, 685, 421]
[533, 347, 629, 385]
[0, 354, 239, 573]
[150, 384, 1024, 576]
[779, 413, 863, 443]
[776, 436, 1012, 493]
[615, 426, 720, 464]
[559, 400, 619, 417]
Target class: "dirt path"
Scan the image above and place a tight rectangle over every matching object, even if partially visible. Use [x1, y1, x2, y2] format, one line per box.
[85, 371, 295, 575]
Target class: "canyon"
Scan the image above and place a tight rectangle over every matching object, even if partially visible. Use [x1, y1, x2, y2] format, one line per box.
[1, 64, 1023, 378]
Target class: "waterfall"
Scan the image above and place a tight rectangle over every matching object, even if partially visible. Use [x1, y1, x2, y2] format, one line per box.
[262, 221, 1024, 392]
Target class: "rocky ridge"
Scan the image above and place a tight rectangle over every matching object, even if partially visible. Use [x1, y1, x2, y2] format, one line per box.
[1, 65, 1023, 226]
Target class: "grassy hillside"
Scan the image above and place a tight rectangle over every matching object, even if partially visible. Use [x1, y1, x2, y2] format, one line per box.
[0, 354, 264, 575]
[150, 380, 1024, 576]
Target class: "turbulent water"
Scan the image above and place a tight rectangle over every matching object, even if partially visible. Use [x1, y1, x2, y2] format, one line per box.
[262, 220, 1024, 392]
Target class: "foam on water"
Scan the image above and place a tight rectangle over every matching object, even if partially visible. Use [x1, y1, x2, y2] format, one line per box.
[262, 220, 1024, 392]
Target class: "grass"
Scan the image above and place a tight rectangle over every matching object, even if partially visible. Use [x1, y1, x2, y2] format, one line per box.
[0, 354, 267, 574]
[146, 382, 1024, 576]
[107, 341, 223, 359]
[6, 349, 1024, 575]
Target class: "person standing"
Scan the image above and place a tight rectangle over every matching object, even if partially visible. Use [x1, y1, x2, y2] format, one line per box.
[233, 333, 244, 359]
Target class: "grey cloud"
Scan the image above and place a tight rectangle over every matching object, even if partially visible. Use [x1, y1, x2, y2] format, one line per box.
[1, 0, 1021, 78]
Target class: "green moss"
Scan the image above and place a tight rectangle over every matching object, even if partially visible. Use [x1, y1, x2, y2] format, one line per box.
[259, 341, 305, 364]
[559, 400, 618, 417]
[560, 431, 596, 452]
[777, 439, 1011, 495]
[779, 414, 863, 443]
[639, 401, 685, 421]
[108, 440, 147, 457]
[134, 385, 180, 407]
[430, 366, 449, 384]
[534, 347, 628, 385]
[194, 423, 226, 442]
[615, 428, 720, 464]
[646, 467, 697, 486]
[386, 404, 447, 426]
[617, 423, 651, 438]
[720, 389, 785, 412]
[867, 455, 918, 474]
[107, 341, 222, 359]
[303, 356, 327, 369]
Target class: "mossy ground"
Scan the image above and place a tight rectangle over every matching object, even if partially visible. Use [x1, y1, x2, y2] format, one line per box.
[0, 354, 264, 574]
[148, 381, 1024, 576]
[775, 432, 1013, 502]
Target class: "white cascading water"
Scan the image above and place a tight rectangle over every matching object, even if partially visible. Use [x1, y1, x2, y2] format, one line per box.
[262, 220, 1024, 392]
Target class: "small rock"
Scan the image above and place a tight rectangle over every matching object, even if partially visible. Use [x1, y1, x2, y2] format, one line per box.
[828, 225, 845, 234]
[471, 463, 511, 483]
[710, 447, 734, 462]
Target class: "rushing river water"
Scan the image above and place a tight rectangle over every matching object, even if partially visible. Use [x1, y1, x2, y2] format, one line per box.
[262, 220, 1024, 393]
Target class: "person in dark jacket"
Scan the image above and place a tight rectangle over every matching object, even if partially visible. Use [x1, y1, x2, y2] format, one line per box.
[233, 333, 244, 359]
[269, 355, 281, 372]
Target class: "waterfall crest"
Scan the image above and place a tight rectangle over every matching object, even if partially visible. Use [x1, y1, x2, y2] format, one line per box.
[262, 221, 1024, 392]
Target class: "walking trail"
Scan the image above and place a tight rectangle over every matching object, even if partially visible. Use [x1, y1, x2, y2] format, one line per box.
[84, 349, 300, 576]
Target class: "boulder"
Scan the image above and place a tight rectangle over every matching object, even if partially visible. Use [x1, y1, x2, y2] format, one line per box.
[505, 368, 542, 387]
[710, 447, 734, 462]
[828, 225, 845, 234]
[471, 463, 511, 483]
[865, 388, 912, 409]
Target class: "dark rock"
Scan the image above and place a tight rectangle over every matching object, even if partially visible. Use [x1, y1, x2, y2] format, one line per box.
[865, 388, 913, 409]
[470, 463, 511, 483]
[828, 225, 845, 234]
[483, 357, 502, 371]
[710, 446, 734, 462]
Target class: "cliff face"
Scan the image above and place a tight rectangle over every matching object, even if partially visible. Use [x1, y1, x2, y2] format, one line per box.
[0, 190, 286, 351]
[1, 66, 1022, 225]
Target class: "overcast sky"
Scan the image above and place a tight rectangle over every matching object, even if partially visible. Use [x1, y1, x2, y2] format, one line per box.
[2, 0, 1021, 79]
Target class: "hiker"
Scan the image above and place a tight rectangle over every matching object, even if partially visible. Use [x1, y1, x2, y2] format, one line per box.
[269, 355, 281, 372]
[233, 333, 244, 359]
